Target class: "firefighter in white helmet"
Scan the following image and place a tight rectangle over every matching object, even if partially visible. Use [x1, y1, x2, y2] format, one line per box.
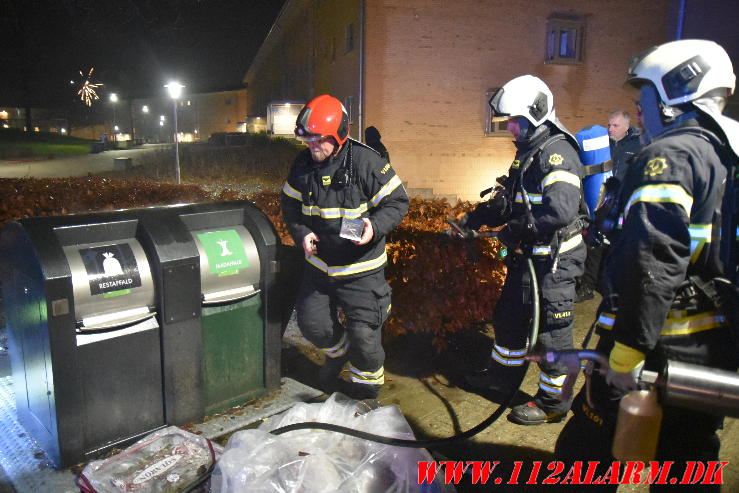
[556, 39, 739, 489]
[462, 75, 587, 425]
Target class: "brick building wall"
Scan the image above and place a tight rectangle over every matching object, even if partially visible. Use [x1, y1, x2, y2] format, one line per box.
[244, 0, 669, 202]
[363, 0, 669, 201]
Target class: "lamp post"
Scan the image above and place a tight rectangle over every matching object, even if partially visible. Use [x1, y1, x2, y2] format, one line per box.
[109, 93, 118, 142]
[165, 81, 184, 184]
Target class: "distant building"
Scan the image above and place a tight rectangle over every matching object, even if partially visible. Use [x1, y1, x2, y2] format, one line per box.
[243, 0, 671, 201]
[65, 88, 248, 143]
[0, 106, 69, 134]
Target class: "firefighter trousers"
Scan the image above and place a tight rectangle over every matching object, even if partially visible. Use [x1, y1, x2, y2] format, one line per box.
[295, 268, 392, 386]
[490, 248, 584, 414]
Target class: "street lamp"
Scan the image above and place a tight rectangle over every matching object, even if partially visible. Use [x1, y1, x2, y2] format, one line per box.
[109, 93, 119, 142]
[165, 81, 184, 184]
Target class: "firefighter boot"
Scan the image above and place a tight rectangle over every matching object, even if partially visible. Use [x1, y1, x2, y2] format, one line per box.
[318, 354, 348, 394]
[508, 401, 567, 426]
[339, 381, 381, 401]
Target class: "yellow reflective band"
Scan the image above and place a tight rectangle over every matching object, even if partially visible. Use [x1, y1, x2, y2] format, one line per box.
[540, 373, 567, 386]
[492, 344, 527, 357]
[539, 373, 567, 395]
[531, 234, 583, 256]
[306, 250, 388, 277]
[596, 312, 615, 330]
[660, 311, 726, 336]
[370, 175, 402, 207]
[624, 184, 693, 219]
[688, 223, 712, 264]
[282, 181, 302, 201]
[609, 342, 645, 373]
[541, 170, 581, 189]
[301, 202, 369, 220]
[322, 333, 349, 358]
[597, 310, 725, 337]
[491, 344, 526, 367]
[349, 364, 384, 385]
[514, 193, 543, 204]
[539, 383, 563, 395]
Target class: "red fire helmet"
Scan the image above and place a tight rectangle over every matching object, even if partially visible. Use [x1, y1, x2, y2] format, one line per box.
[294, 94, 349, 145]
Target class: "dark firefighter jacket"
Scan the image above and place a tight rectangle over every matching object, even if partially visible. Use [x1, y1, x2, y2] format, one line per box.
[281, 138, 409, 279]
[469, 124, 586, 259]
[598, 119, 735, 369]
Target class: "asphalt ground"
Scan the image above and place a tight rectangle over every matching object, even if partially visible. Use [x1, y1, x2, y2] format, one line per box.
[283, 294, 739, 492]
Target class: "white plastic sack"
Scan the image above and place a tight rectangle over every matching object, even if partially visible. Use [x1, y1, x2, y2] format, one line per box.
[210, 393, 453, 493]
[77, 426, 222, 493]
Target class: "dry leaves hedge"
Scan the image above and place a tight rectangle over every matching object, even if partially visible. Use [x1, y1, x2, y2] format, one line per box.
[0, 178, 506, 351]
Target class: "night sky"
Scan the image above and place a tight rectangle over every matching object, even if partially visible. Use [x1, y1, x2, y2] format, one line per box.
[1, 0, 286, 108]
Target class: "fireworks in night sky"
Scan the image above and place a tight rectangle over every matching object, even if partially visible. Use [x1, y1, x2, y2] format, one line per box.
[76, 68, 103, 106]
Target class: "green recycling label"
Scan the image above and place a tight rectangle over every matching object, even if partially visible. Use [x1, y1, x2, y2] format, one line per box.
[197, 229, 249, 277]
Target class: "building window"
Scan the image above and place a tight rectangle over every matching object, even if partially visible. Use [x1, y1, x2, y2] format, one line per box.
[345, 23, 354, 53]
[545, 16, 584, 64]
[224, 97, 232, 105]
[484, 89, 508, 136]
[344, 96, 354, 125]
[331, 37, 336, 61]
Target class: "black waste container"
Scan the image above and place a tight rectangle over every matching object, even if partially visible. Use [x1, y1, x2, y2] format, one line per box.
[0, 208, 202, 467]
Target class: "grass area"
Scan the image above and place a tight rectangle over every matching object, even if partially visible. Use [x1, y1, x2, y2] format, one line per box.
[0, 128, 94, 160]
[103, 134, 303, 187]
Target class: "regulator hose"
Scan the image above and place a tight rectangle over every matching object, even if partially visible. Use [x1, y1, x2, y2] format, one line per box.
[269, 256, 541, 448]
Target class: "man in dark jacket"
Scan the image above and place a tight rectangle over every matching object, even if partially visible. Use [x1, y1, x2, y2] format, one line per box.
[608, 109, 642, 182]
[575, 112, 643, 302]
[281, 94, 409, 400]
[462, 75, 586, 425]
[556, 39, 739, 491]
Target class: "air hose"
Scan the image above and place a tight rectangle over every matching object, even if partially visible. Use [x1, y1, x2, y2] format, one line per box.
[183, 252, 541, 492]
[269, 255, 540, 448]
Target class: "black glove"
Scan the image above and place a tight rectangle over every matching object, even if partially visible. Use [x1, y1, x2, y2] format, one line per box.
[603, 176, 621, 194]
[497, 218, 535, 249]
[470, 190, 511, 228]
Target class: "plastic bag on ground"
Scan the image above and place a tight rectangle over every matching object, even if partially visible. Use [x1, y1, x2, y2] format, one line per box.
[210, 393, 454, 493]
[77, 426, 222, 493]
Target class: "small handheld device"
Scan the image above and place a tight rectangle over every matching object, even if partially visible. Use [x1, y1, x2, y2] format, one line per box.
[340, 218, 365, 241]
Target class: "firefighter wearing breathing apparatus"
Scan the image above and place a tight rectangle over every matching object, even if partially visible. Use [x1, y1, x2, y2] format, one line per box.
[461, 75, 587, 426]
[555, 39, 739, 490]
[281, 95, 409, 401]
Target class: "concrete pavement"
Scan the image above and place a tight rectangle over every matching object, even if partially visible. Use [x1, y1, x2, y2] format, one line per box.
[0, 144, 168, 179]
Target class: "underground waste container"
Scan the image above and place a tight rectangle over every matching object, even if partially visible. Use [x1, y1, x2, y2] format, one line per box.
[0, 211, 180, 467]
[164, 201, 282, 415]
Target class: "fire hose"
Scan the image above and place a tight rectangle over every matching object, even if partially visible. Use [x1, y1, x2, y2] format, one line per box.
[182, 219, 536, 492]
[270, 221, 538, 447]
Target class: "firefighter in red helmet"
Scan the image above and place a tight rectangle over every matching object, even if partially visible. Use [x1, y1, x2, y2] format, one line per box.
[281, 94, 409, 400]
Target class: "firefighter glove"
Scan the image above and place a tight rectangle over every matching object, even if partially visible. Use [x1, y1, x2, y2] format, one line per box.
[606, 341, 645, 392]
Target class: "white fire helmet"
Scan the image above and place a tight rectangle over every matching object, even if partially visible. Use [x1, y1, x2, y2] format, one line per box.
[489, 75, 555, 126]
[627, 39, 739, 157]
[627, 39, 735, 105]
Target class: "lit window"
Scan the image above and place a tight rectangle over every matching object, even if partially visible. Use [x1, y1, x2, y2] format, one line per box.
[34, 127, 40, 132]
[0, 110, 7, 120]
[545, 16, 584, 64]
[345, 24, 354, 53]
[484, 88, 508, 136]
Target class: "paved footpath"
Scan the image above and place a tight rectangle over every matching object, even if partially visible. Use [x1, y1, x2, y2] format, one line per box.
[0, 144, 168, 179]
